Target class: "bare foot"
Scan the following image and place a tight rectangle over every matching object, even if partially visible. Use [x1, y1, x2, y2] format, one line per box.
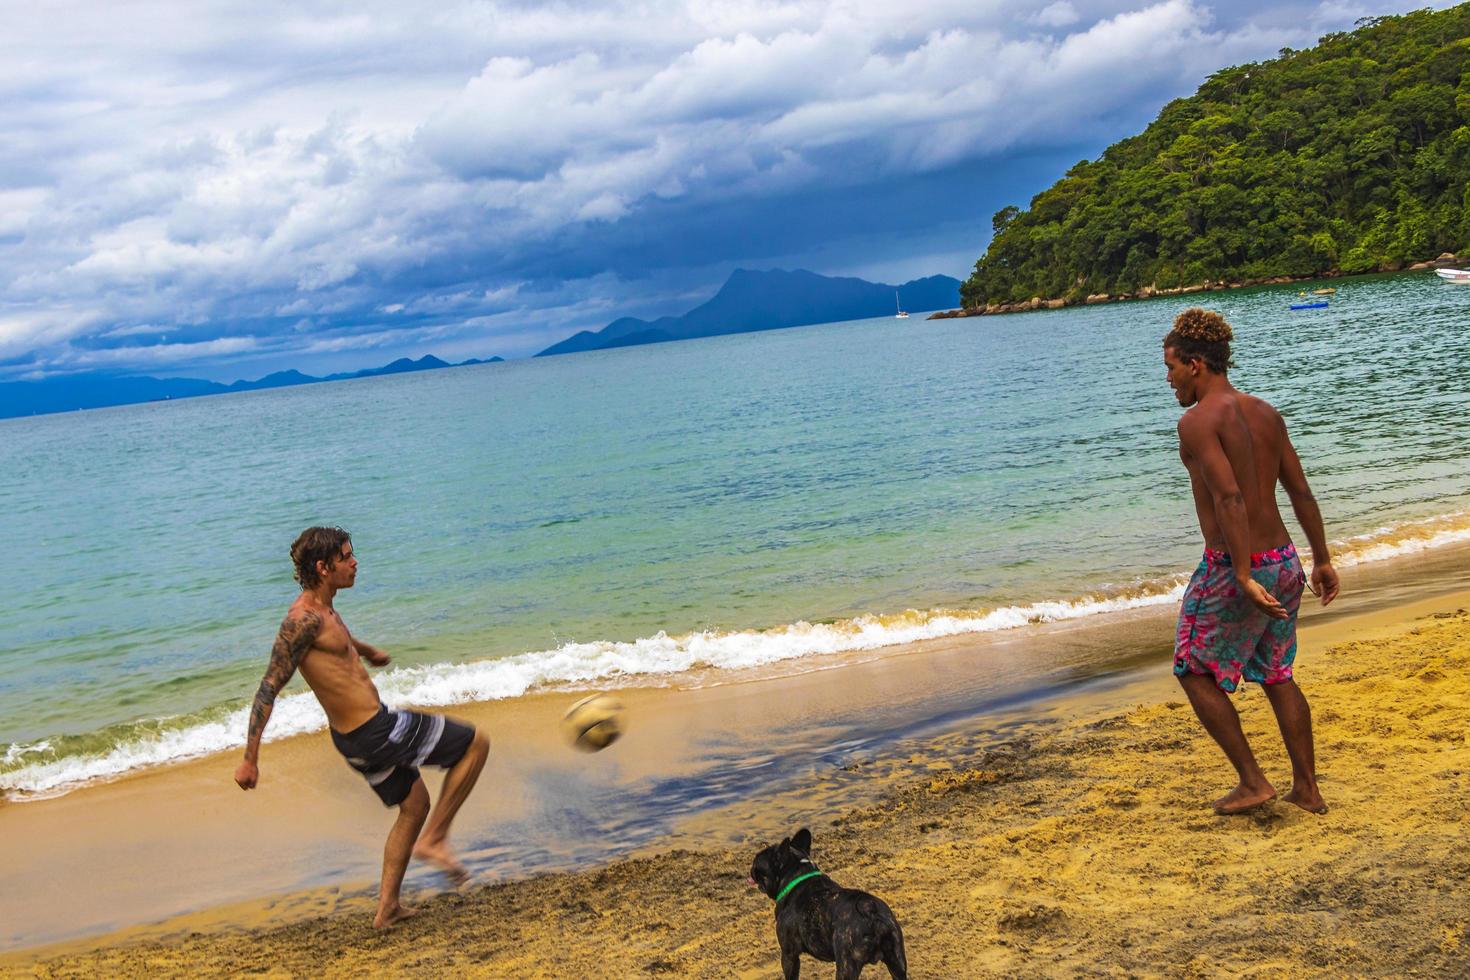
[373, 903, 418, 930]
[413, 840, 469, 885]
[1283, 787, 1328, 814]
[1213, 782, 1277, 815]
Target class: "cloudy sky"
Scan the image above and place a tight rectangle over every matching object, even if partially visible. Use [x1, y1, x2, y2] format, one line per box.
[0, 0, 1452, 380]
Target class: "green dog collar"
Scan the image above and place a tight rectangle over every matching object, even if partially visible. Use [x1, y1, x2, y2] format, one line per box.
[774, 869, 824, 903]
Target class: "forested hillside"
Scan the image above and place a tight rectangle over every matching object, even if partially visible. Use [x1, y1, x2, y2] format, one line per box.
[961, 6, 1470, 309]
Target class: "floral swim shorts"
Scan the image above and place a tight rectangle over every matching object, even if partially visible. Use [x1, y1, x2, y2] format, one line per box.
[1174, 543, 1306, 693]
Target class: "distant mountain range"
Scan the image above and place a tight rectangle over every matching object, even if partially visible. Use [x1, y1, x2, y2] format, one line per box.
[2, 268, 963, 419]
[537, 268, 963, 357]
[0, 354, 502, 420]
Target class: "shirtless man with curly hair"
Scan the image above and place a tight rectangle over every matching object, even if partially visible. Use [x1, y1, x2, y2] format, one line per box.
[234, 526, 489, 928]
[1163, 308, 1340, 815]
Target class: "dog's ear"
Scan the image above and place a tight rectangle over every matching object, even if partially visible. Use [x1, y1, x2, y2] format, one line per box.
[792, 828, 812, 854]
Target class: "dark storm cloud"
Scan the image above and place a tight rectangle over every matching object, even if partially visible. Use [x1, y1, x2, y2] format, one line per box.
[0, 0, 1453, 378]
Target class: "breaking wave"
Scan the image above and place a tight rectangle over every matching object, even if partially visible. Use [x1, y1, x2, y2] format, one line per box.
[4, 508, 1468, 801]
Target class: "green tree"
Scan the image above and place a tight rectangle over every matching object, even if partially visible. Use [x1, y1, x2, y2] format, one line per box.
[961, 6, 1470, 307]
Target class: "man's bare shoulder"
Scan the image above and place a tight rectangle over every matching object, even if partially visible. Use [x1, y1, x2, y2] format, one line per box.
[264, 600, 328, 672]
[1237, 391, 1284, 423]
[1177, 399, 1226, 436]
[278, 599, 326, 636]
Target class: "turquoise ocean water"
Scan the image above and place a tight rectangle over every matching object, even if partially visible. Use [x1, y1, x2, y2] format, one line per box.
[2, 272, 1467, 798]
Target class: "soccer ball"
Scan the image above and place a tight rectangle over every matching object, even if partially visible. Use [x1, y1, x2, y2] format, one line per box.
[561, 693, 625, 752]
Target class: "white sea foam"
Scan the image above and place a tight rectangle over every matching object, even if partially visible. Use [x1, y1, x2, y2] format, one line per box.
[1330, 511, 1470, 567]
[3, 740, 51, 767]
[0, 586, 1187, 800]
[4, 508, 1469, 800]
[1, 697, 328, 800]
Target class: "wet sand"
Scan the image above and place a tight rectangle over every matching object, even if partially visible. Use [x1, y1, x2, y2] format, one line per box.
[7, 579, 1469, 977]
[0, 604, 1179, 950]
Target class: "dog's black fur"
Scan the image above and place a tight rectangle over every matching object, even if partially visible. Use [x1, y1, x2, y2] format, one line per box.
[750, 828, 908, 980]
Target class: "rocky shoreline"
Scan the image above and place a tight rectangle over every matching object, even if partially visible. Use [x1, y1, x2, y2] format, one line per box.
[929, 252, 1466, 319]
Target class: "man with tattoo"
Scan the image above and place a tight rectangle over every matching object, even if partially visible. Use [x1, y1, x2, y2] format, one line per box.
[234, 526, 489, 929]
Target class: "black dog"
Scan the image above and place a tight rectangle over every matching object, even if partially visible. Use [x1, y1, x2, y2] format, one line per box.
[750, 828, 908, 979]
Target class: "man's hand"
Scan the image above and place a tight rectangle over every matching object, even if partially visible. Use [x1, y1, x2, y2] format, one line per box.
[234, 758, 259, 790]
[1240, 577, 1288, 620]
[1310, 562, 1340, 606]
[350, 634, 391, 667]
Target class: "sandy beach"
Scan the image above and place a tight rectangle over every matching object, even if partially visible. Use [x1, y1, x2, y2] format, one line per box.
[6, 578, 1468, 977]
[6, 7, 1470, 979]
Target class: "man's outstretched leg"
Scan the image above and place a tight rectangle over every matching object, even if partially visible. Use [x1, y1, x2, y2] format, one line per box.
[414, 728, 490, 882]
[1178, 672, 1276, 814]
[1263, 679, 1327, 813]
[377, 778, 430, 929]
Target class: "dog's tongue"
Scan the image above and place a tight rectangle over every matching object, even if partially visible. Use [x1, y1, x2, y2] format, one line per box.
[748, 877, 756, 887]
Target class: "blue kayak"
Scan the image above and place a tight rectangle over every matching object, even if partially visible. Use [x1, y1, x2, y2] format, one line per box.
[1289, 301, 1329, 310]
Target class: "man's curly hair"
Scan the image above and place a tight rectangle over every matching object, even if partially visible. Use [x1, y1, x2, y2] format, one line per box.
[1163, 307, 1234, 373]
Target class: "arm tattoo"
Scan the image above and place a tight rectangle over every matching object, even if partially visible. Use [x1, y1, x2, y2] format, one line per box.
[244, 610, 323, 754]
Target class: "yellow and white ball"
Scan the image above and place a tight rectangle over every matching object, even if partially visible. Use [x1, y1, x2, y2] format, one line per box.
[561, 693, 625, 752]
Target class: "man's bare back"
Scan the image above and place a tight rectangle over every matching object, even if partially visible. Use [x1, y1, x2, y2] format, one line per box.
[1179, 390, 1294, 555]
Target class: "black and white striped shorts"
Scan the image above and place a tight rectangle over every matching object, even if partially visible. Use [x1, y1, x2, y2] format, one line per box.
[330, 704, 476, 806]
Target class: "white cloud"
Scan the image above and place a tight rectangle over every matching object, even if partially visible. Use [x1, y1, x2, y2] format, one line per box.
[0, 188, 48, 236]
[1033, 2, 1081, 27]
[38, 336, 263, 372]
[0, 0, 1456, 377]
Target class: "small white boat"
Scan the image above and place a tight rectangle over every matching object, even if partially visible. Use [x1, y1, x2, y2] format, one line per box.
[1435, 268, 1470, 283]
[895, 291, 909, 318]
